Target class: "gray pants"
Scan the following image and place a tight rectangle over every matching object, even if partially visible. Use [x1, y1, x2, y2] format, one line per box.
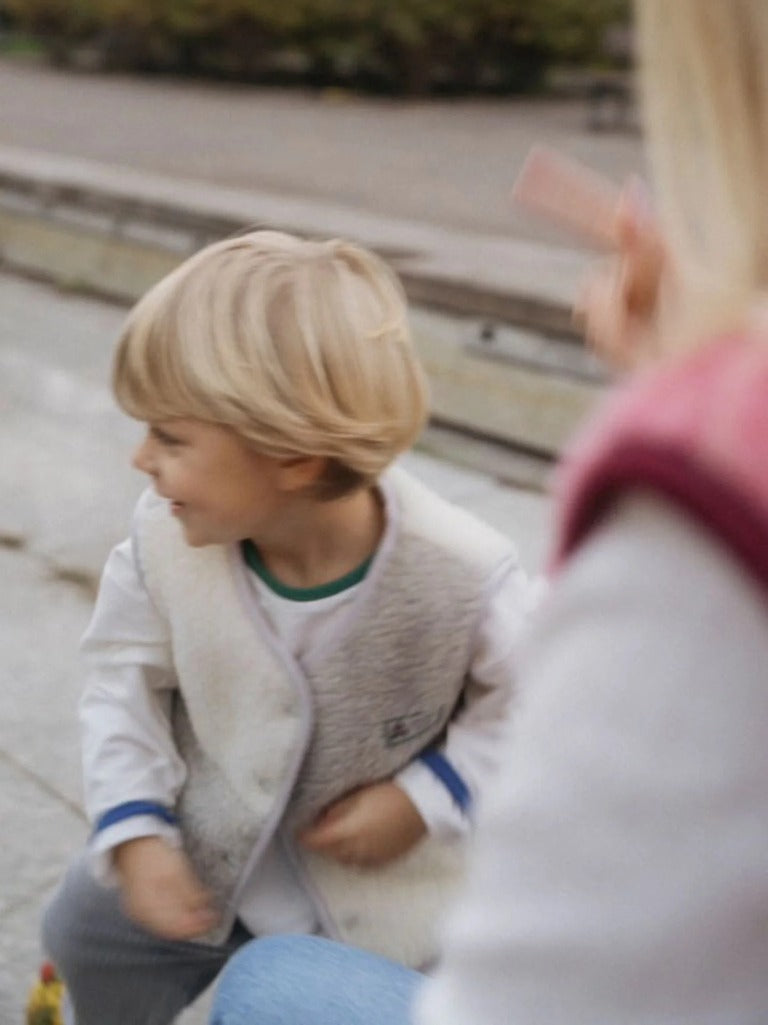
[42, 855, 251, 1025]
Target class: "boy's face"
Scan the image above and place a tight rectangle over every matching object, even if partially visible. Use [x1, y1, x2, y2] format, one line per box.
[132, 419, 289, 547]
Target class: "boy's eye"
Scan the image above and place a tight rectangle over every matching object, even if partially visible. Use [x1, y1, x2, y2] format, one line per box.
[150, 426, 183, 446]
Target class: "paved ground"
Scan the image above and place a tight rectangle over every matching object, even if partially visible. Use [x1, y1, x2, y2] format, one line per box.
[0, 57, 644, 247]
[0, 270, 551, 1022]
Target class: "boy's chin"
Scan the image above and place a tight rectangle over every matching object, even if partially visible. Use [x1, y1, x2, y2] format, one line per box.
[185, 533, 221, 548]
[173, 511, 235, 548]
[183, 535, 210, 548]
[178, 523, 219, 548]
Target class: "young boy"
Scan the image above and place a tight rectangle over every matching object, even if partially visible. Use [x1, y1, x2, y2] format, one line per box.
[42, 231, 533, 1025]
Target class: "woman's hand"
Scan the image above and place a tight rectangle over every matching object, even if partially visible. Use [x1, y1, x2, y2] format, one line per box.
[513, 147, 671, 372]
[575, 179, 669, 371]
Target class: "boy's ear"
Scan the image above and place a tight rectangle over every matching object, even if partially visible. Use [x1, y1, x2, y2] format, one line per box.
[276, 455, 327, 493]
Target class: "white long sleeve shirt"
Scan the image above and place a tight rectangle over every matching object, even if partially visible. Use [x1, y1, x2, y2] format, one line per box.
[416, 492, 768, 1025]
[79, 520, 538, 936]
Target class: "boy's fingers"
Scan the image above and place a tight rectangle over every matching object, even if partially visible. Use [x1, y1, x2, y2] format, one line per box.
[300, 809, 366, 855]
[185, 891, 216, 917]
[136, 895, 219, 940]
[318, 796, 354, 822]
[155, 909, 218, 941]
[300, 829, 362, 865]
[299, 820, 340, 849]
[299, 792, 358, 842]
[186, 907, 220, 933]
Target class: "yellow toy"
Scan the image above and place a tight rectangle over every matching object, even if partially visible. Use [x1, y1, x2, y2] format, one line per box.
[25, 962, 65, 1025]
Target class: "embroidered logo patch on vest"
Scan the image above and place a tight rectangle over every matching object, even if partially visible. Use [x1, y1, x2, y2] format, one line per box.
[382, 707, 446, 747]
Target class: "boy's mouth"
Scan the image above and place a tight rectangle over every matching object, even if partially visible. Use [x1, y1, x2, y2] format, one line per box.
[170, 501, 185, 515]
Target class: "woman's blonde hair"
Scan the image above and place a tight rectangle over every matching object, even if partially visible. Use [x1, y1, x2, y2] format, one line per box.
[636, 0, 768, 344]
[114, 230, 428, 497]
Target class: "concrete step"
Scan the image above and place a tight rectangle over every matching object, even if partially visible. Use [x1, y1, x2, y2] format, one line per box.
[0, 148, 606, 467]
[0, 143, 590, 335]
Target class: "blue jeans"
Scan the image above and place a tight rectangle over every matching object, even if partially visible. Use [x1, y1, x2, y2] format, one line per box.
[210, 935, 422, 1025]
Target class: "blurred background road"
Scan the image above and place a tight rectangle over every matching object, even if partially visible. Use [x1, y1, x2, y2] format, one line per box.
[0, 59, 643, 245]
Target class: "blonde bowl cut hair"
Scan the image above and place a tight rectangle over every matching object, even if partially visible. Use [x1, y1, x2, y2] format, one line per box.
[113, 230, 429, 498]
[635, 0, 768, 349]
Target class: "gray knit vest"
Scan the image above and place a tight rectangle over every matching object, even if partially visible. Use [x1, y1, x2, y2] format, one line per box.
[134, 467, 515, 966]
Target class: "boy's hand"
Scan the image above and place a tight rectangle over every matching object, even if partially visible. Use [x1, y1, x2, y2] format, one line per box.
[298, 782, 427, 868]
[113, 836, 220, 940]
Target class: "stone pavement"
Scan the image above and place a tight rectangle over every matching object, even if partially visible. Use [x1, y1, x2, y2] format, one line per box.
[0, 270, 551, 1023]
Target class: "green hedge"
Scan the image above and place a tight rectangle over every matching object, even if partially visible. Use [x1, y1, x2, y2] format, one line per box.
[3, 0, 630, 93]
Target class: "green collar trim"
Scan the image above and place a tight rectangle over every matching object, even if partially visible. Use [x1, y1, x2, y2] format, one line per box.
[241, 539, 373, 602]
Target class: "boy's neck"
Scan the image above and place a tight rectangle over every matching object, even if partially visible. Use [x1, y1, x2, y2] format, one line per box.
[253, 485, 384, 590]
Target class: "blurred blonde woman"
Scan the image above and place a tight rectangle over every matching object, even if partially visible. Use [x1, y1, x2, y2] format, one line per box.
[211, 2, 768, 1023]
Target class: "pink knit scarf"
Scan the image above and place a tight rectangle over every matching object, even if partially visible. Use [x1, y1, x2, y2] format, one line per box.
[551, 333, 768, 596]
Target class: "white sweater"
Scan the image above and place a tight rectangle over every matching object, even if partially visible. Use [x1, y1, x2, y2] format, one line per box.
[416, 492, 768, 1024]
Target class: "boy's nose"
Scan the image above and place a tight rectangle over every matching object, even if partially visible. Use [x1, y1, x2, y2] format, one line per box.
[132, 436, 156, 476]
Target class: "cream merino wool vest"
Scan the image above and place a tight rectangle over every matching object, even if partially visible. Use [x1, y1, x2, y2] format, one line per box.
[133, 466, 515, 966]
